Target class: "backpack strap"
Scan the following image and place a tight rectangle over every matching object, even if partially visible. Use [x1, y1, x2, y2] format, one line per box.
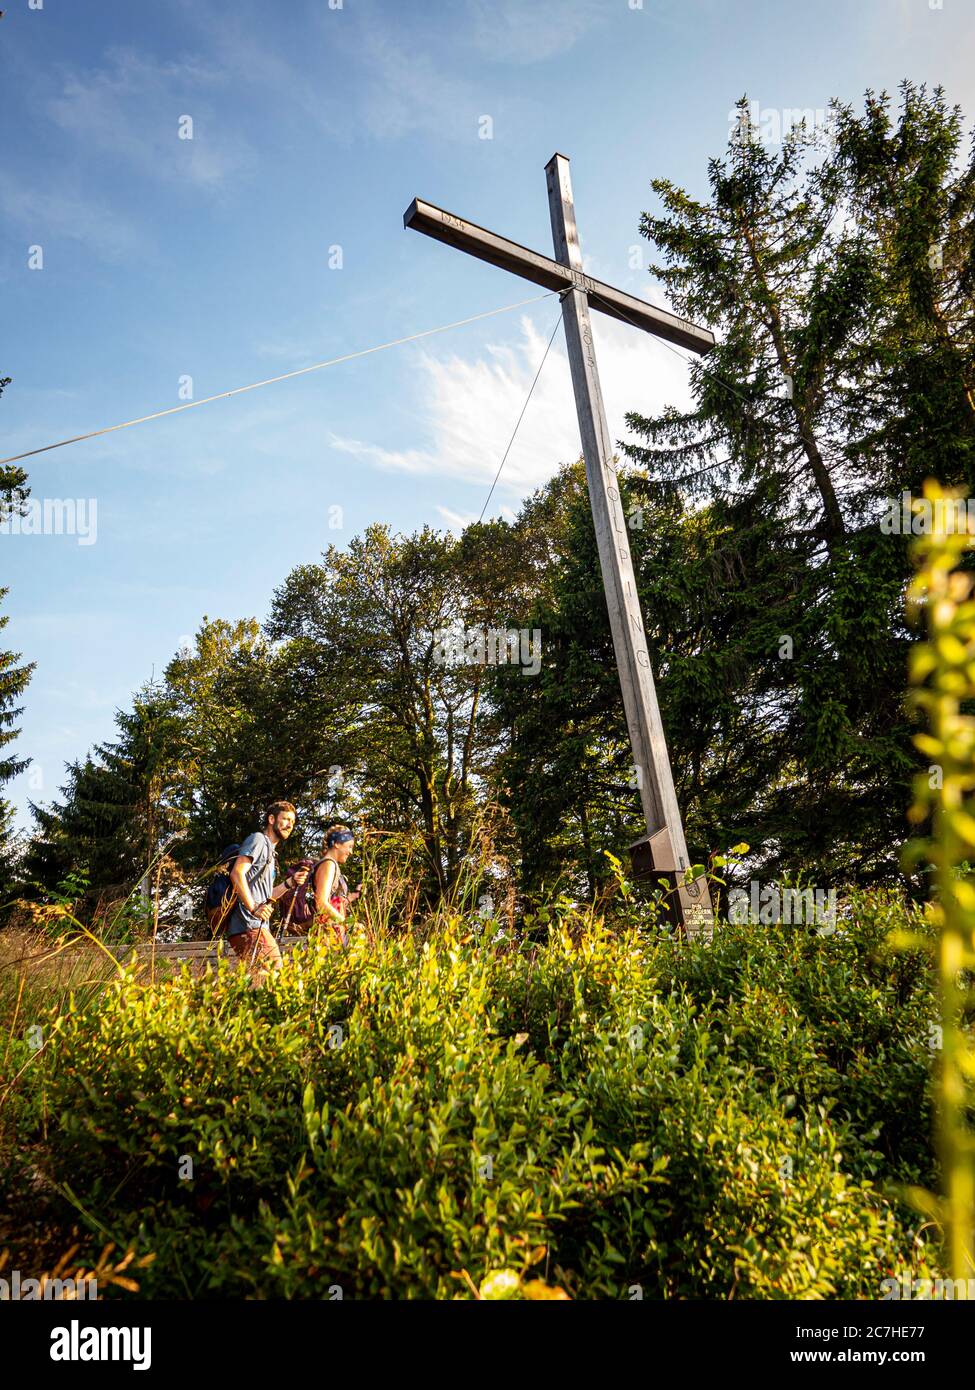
[207, 884, 238, 939]
[247, 832, 272, 875]
[315, 857, 336, 891]
[209, 834, 271, 938]
[313, 857, 341, 908]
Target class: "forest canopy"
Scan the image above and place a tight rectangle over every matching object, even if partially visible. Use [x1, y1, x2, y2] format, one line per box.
[8, 83, 975, 922]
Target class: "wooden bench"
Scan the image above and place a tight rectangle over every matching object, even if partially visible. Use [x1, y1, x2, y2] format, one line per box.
[130, 935, 308, 975]
[1, 935, 317, 992]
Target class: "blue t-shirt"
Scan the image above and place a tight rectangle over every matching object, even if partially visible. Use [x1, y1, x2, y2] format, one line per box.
[227, 831, 277, 936]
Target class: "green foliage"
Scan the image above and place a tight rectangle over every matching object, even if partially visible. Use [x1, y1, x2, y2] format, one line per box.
[22, 682, 185, 904]
[0, 890, 941, 1299]
[0, 376, 29, 526]
[265, 522, 534, 896]
[494, 85, 973, 893]
[0, 378, 32, 907]
[901, 480, 975, 1285]
[24, 91, 975, 914]
[0, 588, 33, 791]
[0, 584, 35, 906]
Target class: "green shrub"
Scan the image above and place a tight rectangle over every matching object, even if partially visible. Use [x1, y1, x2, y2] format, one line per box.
[0, 895, 943, 1298]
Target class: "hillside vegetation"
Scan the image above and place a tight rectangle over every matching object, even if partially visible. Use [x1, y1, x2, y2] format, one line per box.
[0, 890, 944, 1299]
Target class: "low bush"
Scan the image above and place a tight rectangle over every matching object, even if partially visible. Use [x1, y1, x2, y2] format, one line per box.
[0, 889, 944, 1298]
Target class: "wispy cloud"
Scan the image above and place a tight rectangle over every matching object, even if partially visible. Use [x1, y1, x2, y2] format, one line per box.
[436, 502, 516, 532]
[181, 1, 486, 146]
[46, 46, 253, 190]
[329, 308, 695, 512]
[0, 176, 144, 260]
[181, 6, 346, 138]
[327, 435, 440, 475]
[347, 24, 494, 142]
[170, 2, 541, 148]
[467, 0, 607, 64]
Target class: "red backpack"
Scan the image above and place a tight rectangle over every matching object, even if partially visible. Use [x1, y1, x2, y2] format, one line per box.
[278, 858, 318, 931]
[278, 858, 348, 933]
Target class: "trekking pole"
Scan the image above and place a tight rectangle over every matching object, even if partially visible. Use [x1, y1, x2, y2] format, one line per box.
[275, 862, 310, 942]
[249, 913, 265, 970]
[276, 893, 297, 943]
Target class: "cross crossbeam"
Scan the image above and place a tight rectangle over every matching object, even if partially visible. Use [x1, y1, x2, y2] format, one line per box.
[404, 196, 715, 355]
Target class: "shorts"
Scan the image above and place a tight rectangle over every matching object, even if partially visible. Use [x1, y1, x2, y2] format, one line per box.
[227, 925, 282, 980]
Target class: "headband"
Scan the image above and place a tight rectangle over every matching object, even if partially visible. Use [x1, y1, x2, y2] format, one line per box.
[326, 829, 354, 847]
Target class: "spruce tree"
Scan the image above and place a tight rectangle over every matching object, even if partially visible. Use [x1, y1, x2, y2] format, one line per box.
[23, 684, 185, 903]
[0, 375, 33, 899]
[0, 376, 29, 525]
[492, 88, 975, 892]
[0, 587, 34, 897]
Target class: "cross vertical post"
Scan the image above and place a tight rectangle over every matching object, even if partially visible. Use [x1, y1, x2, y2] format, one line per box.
[544, 154, 711, 937]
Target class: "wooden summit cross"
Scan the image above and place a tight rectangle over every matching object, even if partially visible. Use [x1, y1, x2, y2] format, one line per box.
[404, 154, 716, 937]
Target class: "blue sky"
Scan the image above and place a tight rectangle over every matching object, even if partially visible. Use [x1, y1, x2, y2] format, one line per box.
[2, 0, 972, 833]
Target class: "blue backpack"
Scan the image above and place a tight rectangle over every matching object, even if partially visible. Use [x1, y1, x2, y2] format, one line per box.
[205, 844, 240, 933]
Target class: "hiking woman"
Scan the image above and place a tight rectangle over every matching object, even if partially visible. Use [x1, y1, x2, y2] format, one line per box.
[313, 825, 360, 947]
